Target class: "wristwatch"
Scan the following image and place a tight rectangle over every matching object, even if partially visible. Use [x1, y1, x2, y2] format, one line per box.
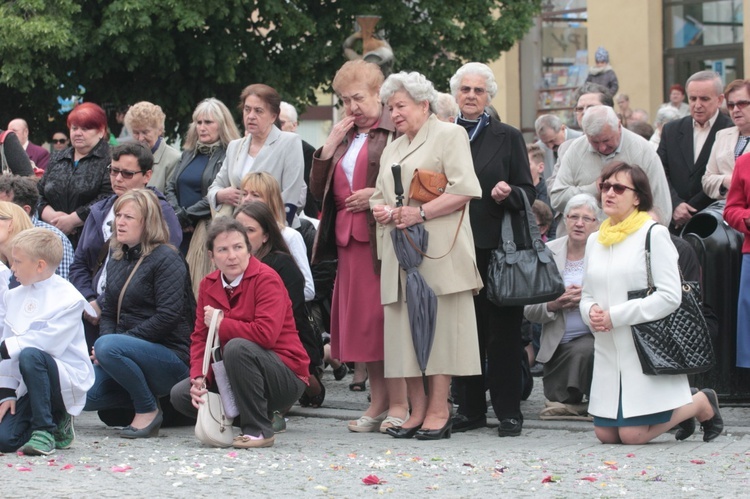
[419, 206, 427, 222]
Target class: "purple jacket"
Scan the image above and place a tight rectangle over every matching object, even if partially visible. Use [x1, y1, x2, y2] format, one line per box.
[69, 187, 183, 302]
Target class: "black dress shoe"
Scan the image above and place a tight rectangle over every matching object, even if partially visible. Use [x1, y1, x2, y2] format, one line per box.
[386, 425, 422, 439]
[450, 414, 486, 433]
[415, 419, 452, 440]
[498, 417, 522, 437]
[120, 411, 163, 439]
[675, 387, 699, 441]
[700, 388, 724, 442]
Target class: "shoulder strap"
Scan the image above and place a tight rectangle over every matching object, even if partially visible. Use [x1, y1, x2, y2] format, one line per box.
[202, 309, 222, 376]
[403, 205, 465, 260]
[116, 255, 145, 324]
[642, 223, 658, 290]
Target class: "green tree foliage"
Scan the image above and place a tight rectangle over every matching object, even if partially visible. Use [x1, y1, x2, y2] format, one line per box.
[0, 0, 541, 142]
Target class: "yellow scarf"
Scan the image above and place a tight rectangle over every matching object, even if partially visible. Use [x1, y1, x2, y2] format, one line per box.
[597, 210, 652, 246]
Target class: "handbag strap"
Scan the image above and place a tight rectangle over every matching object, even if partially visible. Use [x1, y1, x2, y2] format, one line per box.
[499, 190, 552, 264]
[402, 205, 465, 260]
[201, 309, 222, 377]
[641, 222, 687, 290]
[116, 254, 145, 324]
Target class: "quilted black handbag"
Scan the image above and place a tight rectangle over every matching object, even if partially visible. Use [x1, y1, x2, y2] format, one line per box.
[486, 191, 565, 307]
[628, 224, 715, 375]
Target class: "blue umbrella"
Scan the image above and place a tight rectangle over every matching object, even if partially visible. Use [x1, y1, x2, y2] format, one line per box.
[389, 164, 438, 385]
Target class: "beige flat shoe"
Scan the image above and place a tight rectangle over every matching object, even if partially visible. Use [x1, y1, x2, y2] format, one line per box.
[348, 411, 387, 433]
[379, 414, 410, 434]
[233, 435, 275, 448]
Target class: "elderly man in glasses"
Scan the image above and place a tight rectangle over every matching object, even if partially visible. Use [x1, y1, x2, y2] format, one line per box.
[550, 105, 672, 230]
[702, 78, 750, 202]
[69, 142, 182, 348]
[657, 71, 732, 232]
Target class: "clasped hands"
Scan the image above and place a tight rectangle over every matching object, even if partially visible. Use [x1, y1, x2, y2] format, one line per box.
[373, 204, 421, 229]
[588, 304, 613, 332]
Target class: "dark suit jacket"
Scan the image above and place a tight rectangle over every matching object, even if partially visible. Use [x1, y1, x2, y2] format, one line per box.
[26, 141, 50, 170]
[468, 118, 537, 249]
[657, 113, 733, 216]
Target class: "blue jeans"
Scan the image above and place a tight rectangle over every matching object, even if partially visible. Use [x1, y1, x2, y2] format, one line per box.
[84, 335, 189, 414]
[0, 348, 66, 452]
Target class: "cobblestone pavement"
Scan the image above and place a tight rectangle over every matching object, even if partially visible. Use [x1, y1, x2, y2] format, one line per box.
[1, 371, 748, 497]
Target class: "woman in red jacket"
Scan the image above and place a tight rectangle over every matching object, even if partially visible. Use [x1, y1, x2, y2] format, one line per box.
[170, 217, 310, 449]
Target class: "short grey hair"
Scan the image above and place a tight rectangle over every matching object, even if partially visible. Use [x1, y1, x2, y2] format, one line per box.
[574, 83, 615, 108]
[449, 62, 498, 99]
[582, 105, 619, 136]
[280, 102, 298, 124]
[535, 114, 563, 135]
[435, 92, 459, 121]
[563, 193, 602, 221]
[380, 71, 438, 109]
[686, 70, 723, 96]
[654, 106, 681, 127]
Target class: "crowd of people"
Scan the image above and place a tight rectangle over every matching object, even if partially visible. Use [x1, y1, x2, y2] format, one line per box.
[0, 61, 736, 455]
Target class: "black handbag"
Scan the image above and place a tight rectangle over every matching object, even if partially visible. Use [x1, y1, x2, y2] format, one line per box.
[628, 224, 715, 375]
[486, 191, 565, 307]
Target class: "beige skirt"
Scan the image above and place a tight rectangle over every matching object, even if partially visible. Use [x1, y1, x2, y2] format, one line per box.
[383, 291, 481, 378]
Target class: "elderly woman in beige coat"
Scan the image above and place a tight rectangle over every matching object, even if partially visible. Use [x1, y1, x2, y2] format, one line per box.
[524, 194, 601, 420]
[371, 71, 482, 441]
[702, 79, 750, 200]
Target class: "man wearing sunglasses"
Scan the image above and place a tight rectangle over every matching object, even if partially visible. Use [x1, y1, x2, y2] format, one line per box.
[550, 105, 672, 229]
[658, 71, 731, 232]
[69, 142, 182, 340]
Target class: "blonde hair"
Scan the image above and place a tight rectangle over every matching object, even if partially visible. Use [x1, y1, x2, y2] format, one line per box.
[332, 60, 385, 95]
[124, 101, 166, 134]
[239, 172, 286, 227]
[0, 200, 33, 243]
[12, 228, 63, 270]
[183, 98, 240, 151]
[111, 189, 171, 260]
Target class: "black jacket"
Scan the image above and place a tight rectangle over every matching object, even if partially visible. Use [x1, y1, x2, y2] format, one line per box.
[468, 118, 537, 250]
[658, 113, 733, 214]
[99, 244, 193, 364]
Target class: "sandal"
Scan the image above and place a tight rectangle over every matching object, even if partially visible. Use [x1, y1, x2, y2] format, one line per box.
[348, 411, 387, 433]
[539, 401, 592, 421]
[349, 378, 367, 392]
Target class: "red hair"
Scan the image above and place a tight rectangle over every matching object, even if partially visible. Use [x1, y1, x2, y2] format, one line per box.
[669, 84, 685, 95]
[67, 102, 108, 133]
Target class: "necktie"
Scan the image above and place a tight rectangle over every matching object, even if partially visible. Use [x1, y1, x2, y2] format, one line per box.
[735, 136, 750, 160]
[225, 285, 236, 300]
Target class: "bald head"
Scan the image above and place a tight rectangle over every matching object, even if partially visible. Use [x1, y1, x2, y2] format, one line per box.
[7, 119, 29, 144]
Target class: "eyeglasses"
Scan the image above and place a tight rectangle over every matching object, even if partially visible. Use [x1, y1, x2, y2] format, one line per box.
[566, 214, 597, 224]
[599, 181, 637, 195]
[459, 86, 487, 96]
[52, 138, 68, 144]
[727, 100, 750, 111]
[108, 166, 144, 179]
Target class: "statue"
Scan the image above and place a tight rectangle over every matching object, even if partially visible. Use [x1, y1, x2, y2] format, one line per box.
[343, 16, 394, 76]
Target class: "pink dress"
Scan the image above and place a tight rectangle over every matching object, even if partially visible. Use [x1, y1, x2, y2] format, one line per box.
[329, 139, 384, 362]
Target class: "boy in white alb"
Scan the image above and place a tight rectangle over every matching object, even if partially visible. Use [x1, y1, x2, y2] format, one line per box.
[0, 228, 95, 455]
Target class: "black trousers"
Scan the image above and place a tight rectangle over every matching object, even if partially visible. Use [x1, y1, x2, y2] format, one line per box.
[453, 247, 524, 420]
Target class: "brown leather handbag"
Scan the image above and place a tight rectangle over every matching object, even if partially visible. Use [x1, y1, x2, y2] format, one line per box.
[409, 169, 448, 203]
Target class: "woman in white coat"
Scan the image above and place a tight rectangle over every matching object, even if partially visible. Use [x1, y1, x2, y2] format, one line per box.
[581, 161, 723, 444]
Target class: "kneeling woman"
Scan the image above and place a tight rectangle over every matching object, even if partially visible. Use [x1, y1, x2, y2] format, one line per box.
[170, 217, 310, 448]
[84, 189, 194, 438]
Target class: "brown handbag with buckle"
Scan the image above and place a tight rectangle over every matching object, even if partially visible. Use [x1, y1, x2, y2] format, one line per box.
[408, 169, 448, 203]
